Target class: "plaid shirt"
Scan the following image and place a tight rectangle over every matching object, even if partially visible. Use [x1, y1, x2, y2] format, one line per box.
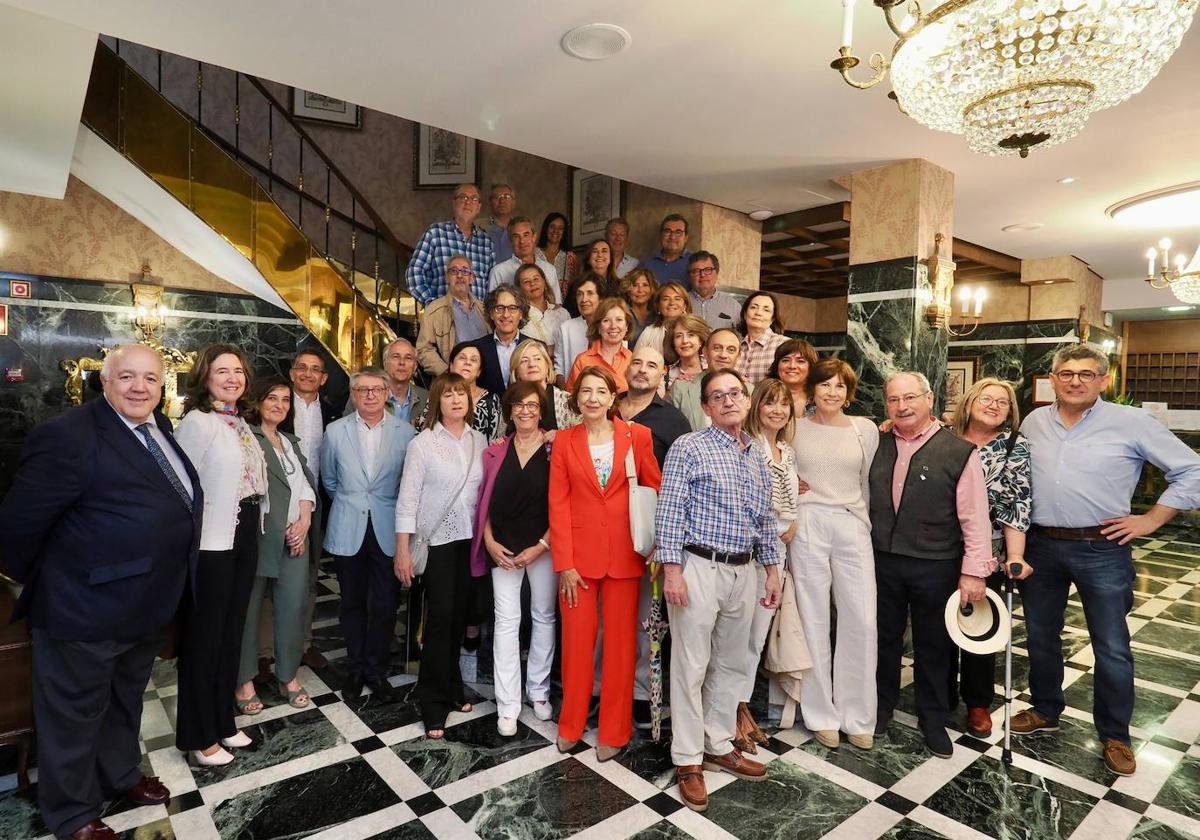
[655, 425, 782, 566]
[405, 220, 495, 306]
[736, 331, 787, 388]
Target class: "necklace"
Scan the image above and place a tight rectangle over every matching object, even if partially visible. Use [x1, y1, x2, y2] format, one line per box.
[276, 442, 296, 476]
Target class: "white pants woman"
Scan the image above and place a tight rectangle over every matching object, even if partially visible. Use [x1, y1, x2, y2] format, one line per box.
[492, 554, 557, 720]
[739, 520, 788, 707]
[793, 503, 877, 737]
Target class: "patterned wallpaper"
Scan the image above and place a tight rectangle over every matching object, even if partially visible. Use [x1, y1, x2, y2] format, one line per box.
[849, 159, 954, 265]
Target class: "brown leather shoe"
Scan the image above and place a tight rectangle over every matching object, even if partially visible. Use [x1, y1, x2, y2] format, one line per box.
[303, 647, 329, 669]
[65, 819, 117, 840]
[738, 701, 769, 746]
[702, 748, 767, 781]
[966, 706, 993, 739]
[123, 774, 170, 805]
[732, 710, 758, 754]
[1010, 709, 1059, 735]
[676, 765, 708, 812]
[1102, 739, 1136, 776]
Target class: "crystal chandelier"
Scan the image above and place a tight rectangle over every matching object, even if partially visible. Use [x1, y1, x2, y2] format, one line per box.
[831, 0, 1199, 158]
[1146, 238, 1200, 303]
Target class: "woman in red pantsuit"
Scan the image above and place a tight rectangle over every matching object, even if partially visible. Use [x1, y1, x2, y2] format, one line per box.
[550, 366, 661, 761]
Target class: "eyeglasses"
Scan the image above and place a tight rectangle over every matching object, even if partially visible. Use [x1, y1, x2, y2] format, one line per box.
[492, 192, 515, 201]
[291, 364, 325, 374]
[977, 395, 1012, 409]
[662, 228, 687, 237]
[1052, 369, 1101, 383]
[447, 267, 474, 278]
[707, 389, 747, 404]
[885, 391, 930, 406]
[511, 401, 542, 414]
[688, 267, 717, 278]
[491, 304, 522, 315]
[453, 194, 481, 204]
[352, 386, 387, 396]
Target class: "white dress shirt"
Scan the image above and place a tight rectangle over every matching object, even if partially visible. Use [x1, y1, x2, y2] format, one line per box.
[553, 316, 589, 377]
[525, 303, 572, 352]
[108, 398, 194, 499]
[395, 423, 485, 545]
[355, 412, 386, 479]
[291, 392, 324, 481]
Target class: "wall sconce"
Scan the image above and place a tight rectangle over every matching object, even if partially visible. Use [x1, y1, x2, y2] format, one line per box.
[924, 233, 984, 337]
[131, 264, 167, 343]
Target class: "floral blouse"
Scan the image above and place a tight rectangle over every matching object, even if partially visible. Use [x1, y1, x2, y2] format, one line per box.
[976, 430, 1032, 546]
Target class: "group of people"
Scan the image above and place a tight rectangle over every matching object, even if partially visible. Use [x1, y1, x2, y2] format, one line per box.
[5, 190, 1200, 838]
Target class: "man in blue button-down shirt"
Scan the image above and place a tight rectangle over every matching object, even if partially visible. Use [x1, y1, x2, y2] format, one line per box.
[1015, 344, 1200, 777]
[655, 368, 782, 812]
[405, 184, 494, 306]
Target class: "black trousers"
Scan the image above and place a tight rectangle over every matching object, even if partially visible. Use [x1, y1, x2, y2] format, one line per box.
[418, 539, 472, 729]
[32, 628, 165, 838]
[876, 550, 959, 731]
[953, 572, 1005, 710]
[334, 521, 399, 682]
[177, 501, 260, 751]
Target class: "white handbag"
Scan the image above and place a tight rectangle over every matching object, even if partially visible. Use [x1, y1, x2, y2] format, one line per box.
[624, 432, 657, 557]
[410, 434, 476, 576]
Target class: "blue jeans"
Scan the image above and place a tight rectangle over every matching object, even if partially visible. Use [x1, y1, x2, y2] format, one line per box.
[1019, 530, 1135, 744]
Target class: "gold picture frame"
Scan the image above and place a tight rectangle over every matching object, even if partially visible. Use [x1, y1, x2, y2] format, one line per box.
[61, 340, 196, 423]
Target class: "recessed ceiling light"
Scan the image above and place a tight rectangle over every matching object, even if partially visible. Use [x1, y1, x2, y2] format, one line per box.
[561, 23, 632, 61]
[1043, 280, 1054, 285]
[1107, 182, 1200, 227]
[1057, 177, 1077, 184]
[1001, 222, 1044, 232]
[1165, 305, 1194, 312]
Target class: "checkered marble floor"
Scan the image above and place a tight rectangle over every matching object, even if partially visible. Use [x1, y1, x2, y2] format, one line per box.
[4, 527, 1200, 840]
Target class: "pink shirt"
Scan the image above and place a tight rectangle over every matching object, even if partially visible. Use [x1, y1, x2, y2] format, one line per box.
[891, 421, 995, 578]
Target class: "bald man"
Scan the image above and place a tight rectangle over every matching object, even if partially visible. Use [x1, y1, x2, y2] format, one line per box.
[0, 345, 202, 840]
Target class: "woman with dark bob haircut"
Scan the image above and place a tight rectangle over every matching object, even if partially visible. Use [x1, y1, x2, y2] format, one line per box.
[174, 344, 268, 766]
[550, 366, 661, 762]
[767, 338, 820, 421]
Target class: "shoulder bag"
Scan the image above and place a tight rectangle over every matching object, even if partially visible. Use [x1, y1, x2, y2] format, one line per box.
[624, 429, 658, 557]
[411, 433, 477, 576]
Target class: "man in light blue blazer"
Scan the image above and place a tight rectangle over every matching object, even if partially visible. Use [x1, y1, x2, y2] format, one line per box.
[322, 365, 416, 704]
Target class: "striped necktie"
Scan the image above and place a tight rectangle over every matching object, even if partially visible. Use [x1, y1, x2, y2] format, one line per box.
[136, 423, 193, 512]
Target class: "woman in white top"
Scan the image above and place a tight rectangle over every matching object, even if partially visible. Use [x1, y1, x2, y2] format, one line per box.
[554, 275, 603, 384]
[634, 281, 691, 358]
[174, 344, 268, 767]
[238, 377, 318, 715]
[395, 373, 487, 738]
[791, 358, 880, 751]
[736, 378, 800, 752]
[517, 263, 570, 359]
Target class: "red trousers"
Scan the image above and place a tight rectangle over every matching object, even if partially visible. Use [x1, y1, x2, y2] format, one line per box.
[558, 575, 640, 746]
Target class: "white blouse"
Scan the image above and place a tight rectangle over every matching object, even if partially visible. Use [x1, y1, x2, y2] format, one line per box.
[395, 423, 486, 546]
[276, 435, 317, 525]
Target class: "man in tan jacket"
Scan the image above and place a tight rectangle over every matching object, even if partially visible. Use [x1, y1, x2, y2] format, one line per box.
[416, 255, 488, 377]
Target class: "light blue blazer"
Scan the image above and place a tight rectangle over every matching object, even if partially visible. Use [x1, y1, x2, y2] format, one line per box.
[321, 413, 416, 558]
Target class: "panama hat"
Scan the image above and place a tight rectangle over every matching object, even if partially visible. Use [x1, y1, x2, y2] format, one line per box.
[944, 588, 1010, 655]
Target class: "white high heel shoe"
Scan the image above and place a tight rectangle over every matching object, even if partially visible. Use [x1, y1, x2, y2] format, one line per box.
[192, 746, 234, 766]
[221, 730, 253, 749]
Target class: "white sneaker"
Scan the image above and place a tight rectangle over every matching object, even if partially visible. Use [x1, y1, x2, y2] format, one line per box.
[192, 746, 234, 766]
[497, 716, 518, 736]
[221, 730, 253, 749]
[532, 700, 553, 721]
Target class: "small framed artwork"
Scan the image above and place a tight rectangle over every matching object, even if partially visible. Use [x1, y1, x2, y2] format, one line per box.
[289, 89, 362, 128]
[570, 168, 622, 243]
[945, 357, 979, 412]
[1032, 375, 1056, 405]
[414, 124, 477, 189]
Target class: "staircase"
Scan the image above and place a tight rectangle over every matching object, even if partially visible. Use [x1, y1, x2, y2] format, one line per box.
[80, 40, 415, 373]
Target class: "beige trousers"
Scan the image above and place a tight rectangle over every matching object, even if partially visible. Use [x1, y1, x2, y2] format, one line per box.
[667, 552, 758, 766]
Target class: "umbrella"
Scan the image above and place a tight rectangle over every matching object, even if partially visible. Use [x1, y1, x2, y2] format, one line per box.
[643, 562, 670, 741]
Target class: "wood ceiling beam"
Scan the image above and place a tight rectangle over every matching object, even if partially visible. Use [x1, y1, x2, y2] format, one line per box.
[951, 237, 1022, 274]
[761, 202, 851, 235]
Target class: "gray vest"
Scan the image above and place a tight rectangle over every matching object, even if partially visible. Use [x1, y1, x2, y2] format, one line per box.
[869, 427, 975, 560]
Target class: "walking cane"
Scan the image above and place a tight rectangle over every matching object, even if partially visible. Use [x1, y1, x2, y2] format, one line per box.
[1002, 561, 1019, 766]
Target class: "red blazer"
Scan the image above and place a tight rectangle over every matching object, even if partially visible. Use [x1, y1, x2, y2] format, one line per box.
[549, 417, 662, 579]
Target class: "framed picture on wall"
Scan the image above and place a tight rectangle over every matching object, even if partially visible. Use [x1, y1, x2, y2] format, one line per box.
[1032, 375, 1056, 405]
[945, 357, 979, 413]
[414, 124, 478, 189]
[570, 169, 622, 243]
[289, 89, 362, 128]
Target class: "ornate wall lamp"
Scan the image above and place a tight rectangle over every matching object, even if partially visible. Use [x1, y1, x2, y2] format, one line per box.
[924, 233, 984, 336]
[131, 264, 168, 343]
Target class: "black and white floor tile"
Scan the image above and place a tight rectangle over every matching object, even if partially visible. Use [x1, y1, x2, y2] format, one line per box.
[4, 527, 1200, 839]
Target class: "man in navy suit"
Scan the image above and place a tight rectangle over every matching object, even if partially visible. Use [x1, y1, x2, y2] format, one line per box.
[0, 344, 201, 840]
[466, 284, 537, 396]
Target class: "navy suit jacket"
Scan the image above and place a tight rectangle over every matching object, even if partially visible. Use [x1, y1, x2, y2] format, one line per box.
[0, 398, 202, 641]
[466, 333, 544, 397]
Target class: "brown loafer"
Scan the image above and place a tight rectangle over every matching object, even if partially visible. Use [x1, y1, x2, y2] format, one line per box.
[123, 774, 170, 805]
[302, 647, 329, 669]
[676, 765, 708, 812]
[738, 701, 769, 746]
[66, 819, 117, 840]
[1010, 710, 1059, 735]
[1102, 739, 1136, 776]
[966, 707, 993, 739]
[702, 748, 767, 781]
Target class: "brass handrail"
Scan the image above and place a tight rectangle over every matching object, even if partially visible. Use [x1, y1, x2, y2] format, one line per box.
[81, 42, 397, 372]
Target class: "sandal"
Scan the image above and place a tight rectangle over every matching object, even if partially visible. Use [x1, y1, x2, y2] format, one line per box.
[281, 683, 310, 709]
[235, 694, 264, 715]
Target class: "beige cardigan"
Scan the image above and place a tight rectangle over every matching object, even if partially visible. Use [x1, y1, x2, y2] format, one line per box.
[415, 293, 487, 376]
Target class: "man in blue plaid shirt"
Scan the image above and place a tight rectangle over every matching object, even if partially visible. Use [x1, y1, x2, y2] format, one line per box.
[405, 183, 494, 306]
[655, 368, 782, 813]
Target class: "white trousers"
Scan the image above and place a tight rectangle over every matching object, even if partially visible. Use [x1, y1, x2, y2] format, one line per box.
[740, 528, 785, 703]
[794, 503, 877, 735]
[491, 552, 557, 719]
[668, 553, 757, 766]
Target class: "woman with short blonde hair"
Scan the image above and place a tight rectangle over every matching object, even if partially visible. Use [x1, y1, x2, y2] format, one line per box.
[566, 298, 634, 392]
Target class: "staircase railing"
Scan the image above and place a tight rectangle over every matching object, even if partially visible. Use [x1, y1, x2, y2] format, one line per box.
[82, 41, 402, 372]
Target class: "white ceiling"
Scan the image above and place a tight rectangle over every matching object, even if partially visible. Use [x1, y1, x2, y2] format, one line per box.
[3, 0, 1200, 304]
